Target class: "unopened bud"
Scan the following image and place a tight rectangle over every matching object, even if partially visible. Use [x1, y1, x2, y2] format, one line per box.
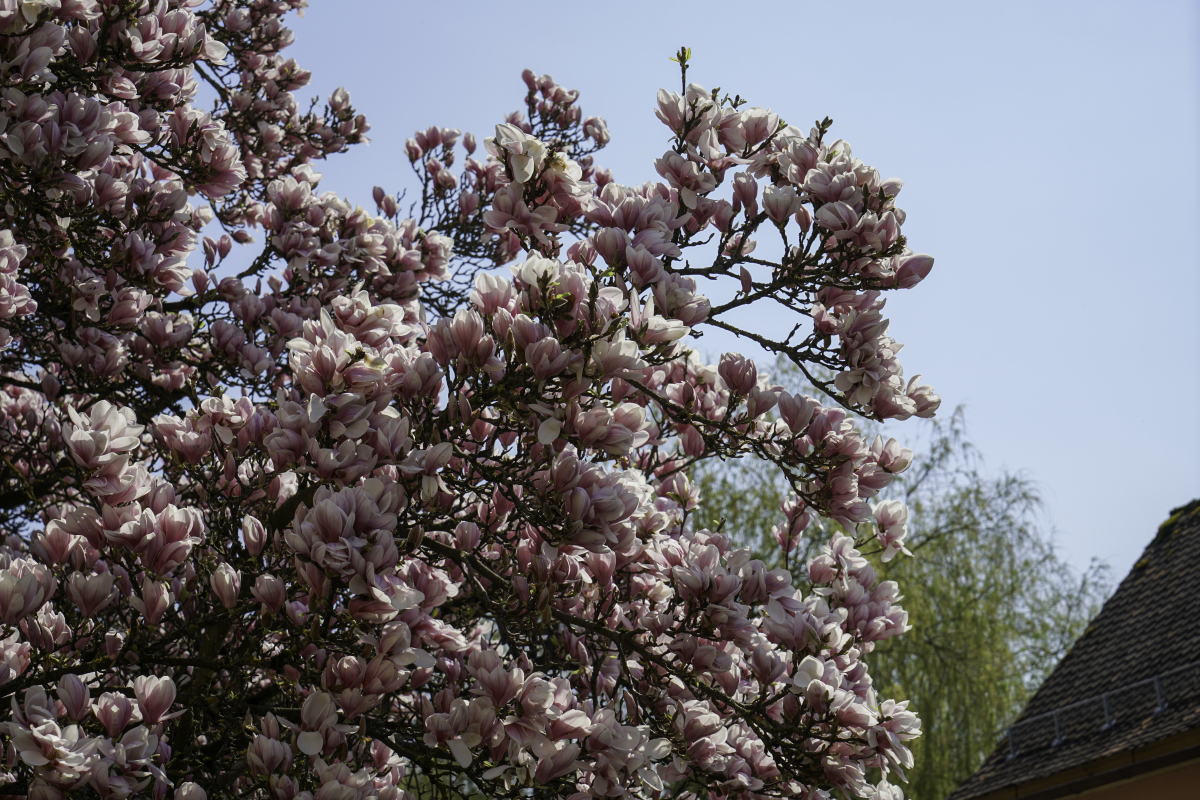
[210, 563, 241, 610]
[242, 514, 267, 557]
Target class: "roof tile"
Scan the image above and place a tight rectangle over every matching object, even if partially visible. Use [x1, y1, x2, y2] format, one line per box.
[949, 499, 1200, 800]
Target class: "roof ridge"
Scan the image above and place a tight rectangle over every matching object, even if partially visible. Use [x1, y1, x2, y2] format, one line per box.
[1151, 497, 1200, 546]
[1167, 497, 1200, 517]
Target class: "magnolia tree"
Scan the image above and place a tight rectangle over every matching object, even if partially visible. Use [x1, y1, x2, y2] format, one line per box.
[0, 2, 939, 800]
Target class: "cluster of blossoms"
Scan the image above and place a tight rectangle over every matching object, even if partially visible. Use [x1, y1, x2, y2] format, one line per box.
[0, 10, 937, 800]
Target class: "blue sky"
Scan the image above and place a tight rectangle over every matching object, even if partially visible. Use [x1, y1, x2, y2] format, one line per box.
[273, 0, 1200, 579]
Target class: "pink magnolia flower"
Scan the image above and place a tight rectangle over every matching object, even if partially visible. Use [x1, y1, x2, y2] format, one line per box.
[66, 572, 115, 618]
[0, 559, 52, 625]
[93, 692, 138, 739]
[252, 574, 287, 615]
[56, 675, 91, 721]
[133, 676, 177, 725]
[127, 577, 173, 626]
[174, 784, 206, 800]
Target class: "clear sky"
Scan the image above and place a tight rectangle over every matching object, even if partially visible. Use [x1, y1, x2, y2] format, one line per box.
[274, 0, 1200, 580]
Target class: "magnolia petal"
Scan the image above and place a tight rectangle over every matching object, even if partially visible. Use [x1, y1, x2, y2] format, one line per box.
[296, 731, 324, 755]
[447, 738, 472, 768]
[538, 418, 561, 445]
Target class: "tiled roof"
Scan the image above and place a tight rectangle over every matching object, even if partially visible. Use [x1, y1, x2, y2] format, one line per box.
[949, 499, 1200, 800]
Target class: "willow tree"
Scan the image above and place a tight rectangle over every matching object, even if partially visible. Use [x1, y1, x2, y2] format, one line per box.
[694, 386, 1109, 800]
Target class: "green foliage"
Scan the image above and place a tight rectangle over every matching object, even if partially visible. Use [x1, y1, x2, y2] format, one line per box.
[692, 366, 1109, 800]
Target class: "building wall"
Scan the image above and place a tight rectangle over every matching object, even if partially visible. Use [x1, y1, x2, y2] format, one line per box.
[1073, 758, 1200, 799]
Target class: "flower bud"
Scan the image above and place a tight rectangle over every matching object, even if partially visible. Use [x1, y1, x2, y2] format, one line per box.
[56, 674, 91, 720]
[732, 172, 758, 216]
[894, 253, 934, 289]
[268, 776, 298, 800]
[40, 371, 60, 401]
[210, 563, 241, 610]
[68, 27, 97, 63]
[794, 205, 812, 232]
[593, 228, 629, 266]
[454, 521, 481, 551]
[718, 352, 758, 396]
[132, 577, 173, 626]
[241, 515, 267, 557]
[248, 734, 291, 777]
[105, 629, 126, 660]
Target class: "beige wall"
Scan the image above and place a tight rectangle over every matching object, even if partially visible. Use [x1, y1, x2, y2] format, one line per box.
[1073, 758, 1200, 800]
